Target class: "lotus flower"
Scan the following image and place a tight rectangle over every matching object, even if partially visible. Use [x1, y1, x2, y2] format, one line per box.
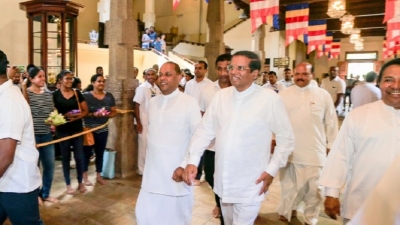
[45, 109, 67, 126]
[95, 107, 110, 117]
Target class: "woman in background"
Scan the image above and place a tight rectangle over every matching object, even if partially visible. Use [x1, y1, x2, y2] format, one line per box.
[83, 74, 116, 185]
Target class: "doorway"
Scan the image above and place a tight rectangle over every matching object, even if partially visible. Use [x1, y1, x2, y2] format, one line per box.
[347, 62, 374, 81]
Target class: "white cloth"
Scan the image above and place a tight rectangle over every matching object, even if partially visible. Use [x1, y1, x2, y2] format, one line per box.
[319, 100, 400, 219]
[137, 125, 148, 175]
[0, 80, 41, 193]
[133, 81, 162, 126]
[321, 76, 346, 111]
[141, 89, 201, 196]
[136, 190, 193, 225]
[184, 77, 213, 104]
[262, 82, 286, 93]
[277, 163, 322, 225]
[279, 79, 295, 88]
[221, 201, 262, 225]
[187, 83, 295, 204]
[279, 85, 338, 166]
[199, 81, 222, 151]
[348, 154, 400, 225]
[350, 82, 381, 109]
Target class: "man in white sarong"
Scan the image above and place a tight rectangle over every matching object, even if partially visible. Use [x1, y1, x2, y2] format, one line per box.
[135, 62, 201, 225]
[319, 58, 400, 224]
[199, 53, 232, 223]
[133, 68, 161, 175]
[183, 51, 295, 225]
[277, 62, 338, 225]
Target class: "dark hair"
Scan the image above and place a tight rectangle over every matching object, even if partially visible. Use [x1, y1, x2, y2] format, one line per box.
[56, 70, 73, 82]
[268, 71, 277, 77]
[27, 64, 35, 73]
[27, 66, 43, 87]
[196, 60, 208, 69]
[365, 71, 377, 82]
[0, 50, 8, 76]
[378, 58, 400, 84]
[183, 69, 194, 79]
[162, 61, 181, 75]
[284, 68, 291, 72]
[91, 74, 104, 83]
[96, 66, 103, 71]
[72, 77, 81, 89]
[83, 84, 94, 92]
[232, 51, 261, 72]
[215, 54, 231, 65]
[261, 71, 268, 75]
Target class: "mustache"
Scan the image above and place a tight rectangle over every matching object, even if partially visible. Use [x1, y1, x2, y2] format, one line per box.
[296, 79, 305, 82]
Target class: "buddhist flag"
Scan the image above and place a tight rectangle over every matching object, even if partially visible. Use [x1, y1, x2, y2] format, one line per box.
[173, 0, 180, 10]
[331, 39, 341, 59]
[307, 20, 326, 53]
[383, 0, 400, 23]
[285, 3, 309, 46]
[316, 44, 325, 58]
[250, 0, 280, 33]
[383, 38, 394, 59]
[267, 14, 280, 30]
[324, 32, 333, 56]
[386, 15, 400, 43]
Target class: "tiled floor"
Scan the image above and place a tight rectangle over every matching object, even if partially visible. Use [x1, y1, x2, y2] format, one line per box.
[5, 159, 342, 225]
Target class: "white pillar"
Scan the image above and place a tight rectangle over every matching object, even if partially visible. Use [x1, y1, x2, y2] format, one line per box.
[143, 0, 156, 28]
[97, 0, 111, 23]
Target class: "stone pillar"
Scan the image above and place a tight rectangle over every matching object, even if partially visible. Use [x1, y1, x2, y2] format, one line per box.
[105, 0, 138, 178]
[204, 0, 225, 81]
[252, 25, 265, 82]
[143, 0, 156, 28]
[97, 0, 111, 23]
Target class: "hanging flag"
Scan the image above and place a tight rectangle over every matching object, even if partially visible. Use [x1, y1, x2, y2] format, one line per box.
[307, 20, 327, 53]
[173, 0, 180, 10]
[250, 0, 280, 33]
[383, 0, 400, 23]
[324, 32, 333, 56]
[285, 3, 309, 46]
[383, 38, 394, 59]
[386, 15, 400, 43]
[316, 44, 325, 58]
[266, 14, 280, 30]
[331, 39, 341, 59]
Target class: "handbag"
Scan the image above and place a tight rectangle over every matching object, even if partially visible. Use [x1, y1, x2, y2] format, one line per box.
[101, 149, 116, 179]
[73, 89, 94, 146]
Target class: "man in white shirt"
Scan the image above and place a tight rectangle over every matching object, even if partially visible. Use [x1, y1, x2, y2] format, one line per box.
[350, 71, 381, 109]
[321, 66, 346, 112]
[184, 60, 212, 185]
[261, 71, 268, 85]
[183, 51, 295, 225]
[199, 53, 232, 223]
[0, 50, 42, 224]
[133, 68, 161, 175]
[279, 68, 295, 88]
[277, 62, 338, 225]
[135, 61, 201, 225]
[263, 71, 285, 93]
[319, 58, 400, 224]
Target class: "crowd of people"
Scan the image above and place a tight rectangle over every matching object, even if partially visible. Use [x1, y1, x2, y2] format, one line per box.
[141, 26, 166, 53]
[0, 47, 399, 225]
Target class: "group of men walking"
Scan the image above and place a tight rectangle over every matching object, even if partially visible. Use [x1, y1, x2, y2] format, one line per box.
[132, 50, 399, 225]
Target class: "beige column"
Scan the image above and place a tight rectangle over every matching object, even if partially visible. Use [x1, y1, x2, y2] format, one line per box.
[105, 0, 138, 178]
[204, 0, 225, 81]
[143, 0, 155, 28]
[252, 25, 265, 79]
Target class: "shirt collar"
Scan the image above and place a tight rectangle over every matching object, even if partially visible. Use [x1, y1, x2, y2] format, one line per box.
[0, 80, 12, 95]
[214, 80, 221, 90]
[294, 83, 313, 91]
[381, 100, 400, 113]
[162, 88, 179, 99]
[234, 82, 256, 98]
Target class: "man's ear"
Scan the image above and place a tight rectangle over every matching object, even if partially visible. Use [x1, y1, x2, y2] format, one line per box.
[252, 69, 259, 80]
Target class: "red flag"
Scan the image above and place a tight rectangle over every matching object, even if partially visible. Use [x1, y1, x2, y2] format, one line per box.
[285, 3, 309, 46]
[383, 0, 400, 23]
[250, 0, 279, 33]
[173, 0, 180, 10]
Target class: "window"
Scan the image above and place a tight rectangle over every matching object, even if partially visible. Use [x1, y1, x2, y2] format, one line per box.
[345, 52, 377, 60]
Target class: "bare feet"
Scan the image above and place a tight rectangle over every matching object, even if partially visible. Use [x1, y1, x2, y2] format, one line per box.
[96, 176, 106, 185]
[78, 183, 87, 193]
[66, 185, 76, 195]
[44, 197, 59, 203]
[212, 206, 221, 218]
[38, 197, 43, 206]
[84, 179, 94, 186]
[193, 180, 201, 186]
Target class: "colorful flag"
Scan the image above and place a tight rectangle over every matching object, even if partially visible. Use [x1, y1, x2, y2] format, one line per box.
[386, 15, 400, 43]
[173, 0, 180, 10]
[285, 3, 309, 46]
[331, 39, 341, 59]
[307, 20, 326, 53]
[324, 32, 333, 56]
[316, 44, 325, 58]
[383, 0, 400, 23]
[383, 39, 394, 59]
[250, 0, 280, 33]
[266, 14, 280, 30]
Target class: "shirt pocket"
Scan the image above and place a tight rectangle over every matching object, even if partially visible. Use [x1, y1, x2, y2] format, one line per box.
[310, 102, 324, 120]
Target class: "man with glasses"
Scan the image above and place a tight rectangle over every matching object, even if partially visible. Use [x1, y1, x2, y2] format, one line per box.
[277, 62, 338, 225]
[183, 51, 294, 224]
[321, 66, 346, 113]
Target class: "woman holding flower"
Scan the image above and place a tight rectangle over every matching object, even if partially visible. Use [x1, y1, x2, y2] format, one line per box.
[83, 74, 116, 185]
[53, 70, 88, 194]
[21, 66, 59, 203]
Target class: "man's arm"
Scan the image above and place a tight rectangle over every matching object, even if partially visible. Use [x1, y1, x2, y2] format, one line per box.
[134, 102, 142, 133]
[324, 92, 339, 154]
[0, 138, 17, 178]
[334, 93, 343, 108]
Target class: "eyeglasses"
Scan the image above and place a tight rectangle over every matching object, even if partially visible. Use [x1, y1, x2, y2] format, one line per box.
[227, 65, 251, 72]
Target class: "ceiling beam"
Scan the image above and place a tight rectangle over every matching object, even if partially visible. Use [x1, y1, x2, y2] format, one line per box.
[331, 28, 386, 39]
[326, 15, 385, 31]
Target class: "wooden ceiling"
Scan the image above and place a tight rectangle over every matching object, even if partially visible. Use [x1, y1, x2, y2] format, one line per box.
[232, 0, 386, 39]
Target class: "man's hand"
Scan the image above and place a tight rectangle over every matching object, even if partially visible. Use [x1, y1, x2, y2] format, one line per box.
[172, 167, 184, 182]
[324, 196, 340, 220]
[183, 164, 198, 186]
[326, 148, 330, 155]
[136, 122, 143, 134]
[255, 172, 274, 195]
[7, 66, 18, 79]
[270, 140, 276, 154]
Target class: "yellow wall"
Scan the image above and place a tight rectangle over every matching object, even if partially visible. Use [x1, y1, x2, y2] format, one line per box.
[75, 0, 99, 41]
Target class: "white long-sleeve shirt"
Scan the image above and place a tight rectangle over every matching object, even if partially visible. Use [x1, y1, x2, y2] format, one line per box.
[262, 82, 286, 93]
[184, 77, 212, 104]
[187, 83, 295, 204]
[141, 89, 201, 196]
[279, 84, 338, 166]
[350, 82, 381, 109]
[319, 100, 400, 219]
